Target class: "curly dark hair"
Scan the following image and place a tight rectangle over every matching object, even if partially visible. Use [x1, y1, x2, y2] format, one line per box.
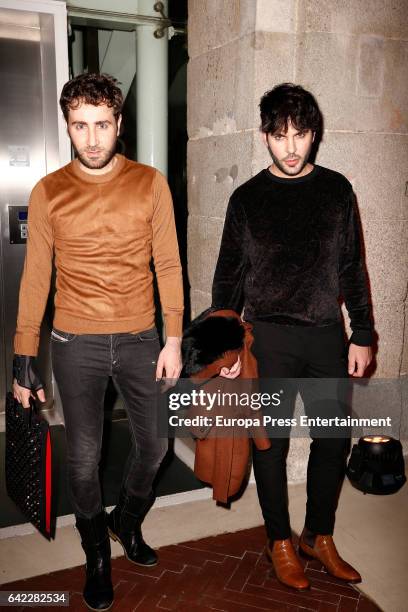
[260, 83, 322, 135]
[59, 72, 123, 120]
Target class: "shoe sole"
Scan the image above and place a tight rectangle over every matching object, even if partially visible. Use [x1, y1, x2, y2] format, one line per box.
[265, 547, 310, 591]
[83, 597, 113, 611]
[108, 528, 158, 567]
[298, 546, 362, 584]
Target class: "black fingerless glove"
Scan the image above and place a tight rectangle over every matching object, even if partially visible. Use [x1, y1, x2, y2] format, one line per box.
[13, 354, 44, 391]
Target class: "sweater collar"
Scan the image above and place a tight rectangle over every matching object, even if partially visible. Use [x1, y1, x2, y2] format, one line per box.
[263, 164, 320, 184]
[68, 153, 126, 184]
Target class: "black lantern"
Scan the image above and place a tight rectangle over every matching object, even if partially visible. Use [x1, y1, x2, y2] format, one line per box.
[346, 436, 406, 495]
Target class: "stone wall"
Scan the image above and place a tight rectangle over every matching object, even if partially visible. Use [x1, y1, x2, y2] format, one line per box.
[187, 0, 408, 474]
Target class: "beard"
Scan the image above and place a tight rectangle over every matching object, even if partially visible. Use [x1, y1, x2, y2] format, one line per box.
[267, 143, 312, 177]
[74, 142, 117, 170]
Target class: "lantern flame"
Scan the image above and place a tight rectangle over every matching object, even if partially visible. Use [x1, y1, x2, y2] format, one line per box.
[363, 435, 391, 443]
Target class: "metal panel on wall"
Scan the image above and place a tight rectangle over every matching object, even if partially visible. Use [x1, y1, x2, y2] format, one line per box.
[0, 1, 69, 418]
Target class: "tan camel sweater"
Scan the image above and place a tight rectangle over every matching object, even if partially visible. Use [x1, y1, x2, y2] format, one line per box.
[14, 154, 184, 356]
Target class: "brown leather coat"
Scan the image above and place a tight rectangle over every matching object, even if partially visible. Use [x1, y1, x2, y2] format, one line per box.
[190, 309, 271, 503]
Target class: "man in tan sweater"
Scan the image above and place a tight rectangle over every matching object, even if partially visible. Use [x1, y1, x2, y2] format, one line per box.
[12, 73, 184, 611]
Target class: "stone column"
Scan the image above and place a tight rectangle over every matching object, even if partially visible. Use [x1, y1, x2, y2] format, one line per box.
[187, 0, 408, 469]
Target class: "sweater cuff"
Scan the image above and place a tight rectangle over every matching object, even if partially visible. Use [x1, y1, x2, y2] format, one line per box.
[13, 332, 39, 357]
[349, 329, 373, 347]
[164, 314, 183, 338]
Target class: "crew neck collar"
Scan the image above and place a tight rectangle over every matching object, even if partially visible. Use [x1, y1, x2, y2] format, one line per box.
[69, 153, 126, 184]
[263, 164, 320, 184]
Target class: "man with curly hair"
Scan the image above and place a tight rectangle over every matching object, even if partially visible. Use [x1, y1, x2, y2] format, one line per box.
[13, 73, 184, 611]
[212, 83, 373, 591]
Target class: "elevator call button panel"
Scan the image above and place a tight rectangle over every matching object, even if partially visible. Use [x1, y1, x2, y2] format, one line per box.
[8, 206, 29, 244]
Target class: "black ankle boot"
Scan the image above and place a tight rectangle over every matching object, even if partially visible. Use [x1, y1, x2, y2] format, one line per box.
[75, 511, 114, 611]
[107, 490, 157, 566]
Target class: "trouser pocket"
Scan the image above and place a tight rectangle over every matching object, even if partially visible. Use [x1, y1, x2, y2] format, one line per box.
[51, 328, 78, 343]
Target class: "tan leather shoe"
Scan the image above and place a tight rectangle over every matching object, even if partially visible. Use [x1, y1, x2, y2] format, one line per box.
[299, 529, 361, 583]
[266, 539, 310, 591]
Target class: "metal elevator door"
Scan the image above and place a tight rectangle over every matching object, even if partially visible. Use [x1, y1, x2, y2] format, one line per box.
[0, 5, 69, 417]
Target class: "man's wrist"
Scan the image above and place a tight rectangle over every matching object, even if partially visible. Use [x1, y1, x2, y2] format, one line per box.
[13, 354, 44, 391]
[165, 336, 182, 347]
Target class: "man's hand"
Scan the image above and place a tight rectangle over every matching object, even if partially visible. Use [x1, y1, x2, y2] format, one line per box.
[156, 336, 182, 389]
[12, 354, 46, 408]
[13, 379, 46, 408]
[348, 343, 372, 377]
[220, 356, 241, 379]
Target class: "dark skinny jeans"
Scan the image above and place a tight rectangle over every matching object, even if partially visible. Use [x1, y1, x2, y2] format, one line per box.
[51, 327, 167, 519]
[251, 321, 350, 541]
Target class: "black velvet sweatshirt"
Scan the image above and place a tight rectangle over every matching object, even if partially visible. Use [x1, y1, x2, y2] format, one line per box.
[212, 165, 373, 346]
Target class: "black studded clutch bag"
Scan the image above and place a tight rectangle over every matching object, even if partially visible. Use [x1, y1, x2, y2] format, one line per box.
[5, 392, 54, 539]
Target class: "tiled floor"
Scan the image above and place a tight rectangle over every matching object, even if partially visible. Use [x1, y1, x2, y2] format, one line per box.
[2, 527, 381, 611]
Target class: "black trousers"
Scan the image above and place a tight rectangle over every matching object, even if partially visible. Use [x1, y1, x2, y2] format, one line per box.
[51, 327, 167, 519]
[251, 321, 350, 541]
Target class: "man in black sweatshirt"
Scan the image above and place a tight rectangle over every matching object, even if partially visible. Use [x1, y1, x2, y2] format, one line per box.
[212, 83, 373, 590]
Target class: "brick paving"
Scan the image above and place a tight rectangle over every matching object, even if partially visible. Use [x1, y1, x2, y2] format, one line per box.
[2, 527, 381, 611]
